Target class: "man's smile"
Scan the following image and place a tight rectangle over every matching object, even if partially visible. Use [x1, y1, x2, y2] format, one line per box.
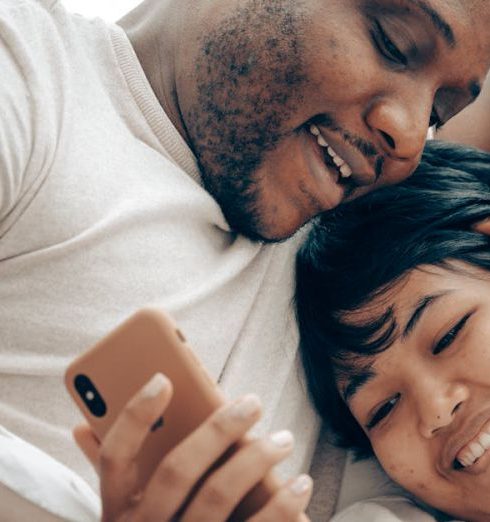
[300, 126, 351, 213]
[309, 123, 354, 180]
[306, 120, 382, 187]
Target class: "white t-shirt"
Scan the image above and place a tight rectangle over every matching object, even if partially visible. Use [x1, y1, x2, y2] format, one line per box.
[0, 0, 319, 492]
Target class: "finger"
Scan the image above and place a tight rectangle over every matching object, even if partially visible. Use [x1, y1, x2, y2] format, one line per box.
[182, 430, 294, 521]
[137, 394, 262, 520]
[99, 373, 173, 518]
[73, 423, 100, 471]
[247, 474, 313, 522]
[473, 218, 490, 235]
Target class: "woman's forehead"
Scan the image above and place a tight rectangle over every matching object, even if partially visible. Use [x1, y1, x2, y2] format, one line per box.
[334, 263, 490, 383]
[342, 263, 482, 325]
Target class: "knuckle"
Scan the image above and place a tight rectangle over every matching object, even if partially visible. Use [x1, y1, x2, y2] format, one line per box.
[156, 453, 191, 489]
[200, 479, 228, 508]
[124, 400, 155, 428]
[99, 445, 124, 474]
[271, 499, 295, 520]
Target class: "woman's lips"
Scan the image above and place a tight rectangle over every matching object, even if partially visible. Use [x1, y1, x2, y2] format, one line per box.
[456, 418, 490, 469]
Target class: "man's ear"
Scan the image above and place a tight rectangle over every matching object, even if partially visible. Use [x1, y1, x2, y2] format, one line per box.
[473, 218, 490, 236]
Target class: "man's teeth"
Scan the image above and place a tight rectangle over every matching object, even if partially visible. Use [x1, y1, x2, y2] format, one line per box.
[309, 124, 320, 137]
[340, 164, 353, 178]
[309, 125, 353, 179]
[318, 135, 328, 148]
[457, 431, 490, 468]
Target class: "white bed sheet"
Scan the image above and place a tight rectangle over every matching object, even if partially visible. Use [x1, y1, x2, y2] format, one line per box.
[0, 426, 100, 522]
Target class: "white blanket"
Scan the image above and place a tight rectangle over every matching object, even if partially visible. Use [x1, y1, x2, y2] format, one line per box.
[0, 426, 100, 522]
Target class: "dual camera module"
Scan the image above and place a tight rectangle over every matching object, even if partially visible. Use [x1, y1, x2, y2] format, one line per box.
[74, 374, 107, 417]
[74, 374, 164, 432]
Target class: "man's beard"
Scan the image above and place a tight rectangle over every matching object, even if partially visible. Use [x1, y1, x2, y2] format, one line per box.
[184, 0, 308, 242]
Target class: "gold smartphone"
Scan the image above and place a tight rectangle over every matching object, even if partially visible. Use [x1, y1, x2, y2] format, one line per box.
[65, 308, 277, 520]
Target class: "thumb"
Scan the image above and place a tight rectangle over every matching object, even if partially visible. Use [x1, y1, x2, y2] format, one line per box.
[73, 423, 101, 473]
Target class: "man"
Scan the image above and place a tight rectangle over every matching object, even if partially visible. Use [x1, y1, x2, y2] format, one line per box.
[0, 0, 488, 519]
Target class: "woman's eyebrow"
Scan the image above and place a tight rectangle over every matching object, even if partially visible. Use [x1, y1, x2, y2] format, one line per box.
[342, 290, 455, 403]
[342, 366, 377, 404]
[401, 290, 454, 340]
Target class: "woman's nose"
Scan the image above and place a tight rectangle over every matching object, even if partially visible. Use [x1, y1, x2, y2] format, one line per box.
[417, 382, 469, 439]
[365, 93, 431, 162]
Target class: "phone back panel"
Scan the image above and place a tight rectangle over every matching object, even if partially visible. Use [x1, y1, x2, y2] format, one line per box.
[65, 309, 225, 485]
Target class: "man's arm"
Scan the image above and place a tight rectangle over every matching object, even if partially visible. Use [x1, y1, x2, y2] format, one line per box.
[436, 73, 490, 152]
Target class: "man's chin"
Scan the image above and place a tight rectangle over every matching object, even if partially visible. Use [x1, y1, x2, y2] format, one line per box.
[224, 211, 291, 243]
[230, 222, 291, 244]
[231, 213, 310, 244]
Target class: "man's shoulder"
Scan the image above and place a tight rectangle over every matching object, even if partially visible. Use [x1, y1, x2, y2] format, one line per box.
[0, 0, 60, 29]
[0, 0, 57, 12]
[30, 0, 58, 10]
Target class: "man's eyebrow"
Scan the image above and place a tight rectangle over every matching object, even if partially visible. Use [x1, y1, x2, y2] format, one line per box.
[407, 0, 456, 48]
[342, 367, 377, 404]
[402, 290, 453, 339]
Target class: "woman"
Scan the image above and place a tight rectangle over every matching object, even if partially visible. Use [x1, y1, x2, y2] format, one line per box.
[295, 140, 490, 521]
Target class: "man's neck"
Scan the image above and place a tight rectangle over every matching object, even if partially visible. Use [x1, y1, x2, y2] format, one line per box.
[118, 0, 190, 143]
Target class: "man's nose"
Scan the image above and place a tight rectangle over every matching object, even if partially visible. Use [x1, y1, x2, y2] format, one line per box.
[416, 380, 469, 439]
[365, 91, 431, 162]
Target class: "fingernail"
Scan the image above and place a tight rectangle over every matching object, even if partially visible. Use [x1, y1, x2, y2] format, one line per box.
[269, 430, 294, 448]
[290, 474, 312, 496]
[229, 394, 261, 419]
[141, 373, 167, 399]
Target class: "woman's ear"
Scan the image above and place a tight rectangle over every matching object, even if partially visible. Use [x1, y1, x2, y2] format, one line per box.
[473, 218, 490, 236]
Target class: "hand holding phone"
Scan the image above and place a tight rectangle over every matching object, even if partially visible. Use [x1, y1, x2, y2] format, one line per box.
[66, 309, 313, 521]
[74, 376, 312, 521]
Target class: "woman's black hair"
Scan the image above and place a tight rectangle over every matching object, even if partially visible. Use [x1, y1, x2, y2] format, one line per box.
[295, 140, 490, 457]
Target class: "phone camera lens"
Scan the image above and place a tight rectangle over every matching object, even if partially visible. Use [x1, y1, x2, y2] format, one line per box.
[74, 374, 107, 417]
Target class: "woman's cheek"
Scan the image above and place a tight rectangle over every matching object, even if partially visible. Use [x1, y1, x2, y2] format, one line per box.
[374, 439, 422, 489]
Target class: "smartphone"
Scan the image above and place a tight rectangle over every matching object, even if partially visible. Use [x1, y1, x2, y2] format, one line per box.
[65, 308, 277, 520]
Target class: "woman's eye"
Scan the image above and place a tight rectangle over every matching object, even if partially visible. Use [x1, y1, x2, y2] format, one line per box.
[433, 312, 472, 355]
[366, 393, 400, 430]
[372, 20, 407, 67]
